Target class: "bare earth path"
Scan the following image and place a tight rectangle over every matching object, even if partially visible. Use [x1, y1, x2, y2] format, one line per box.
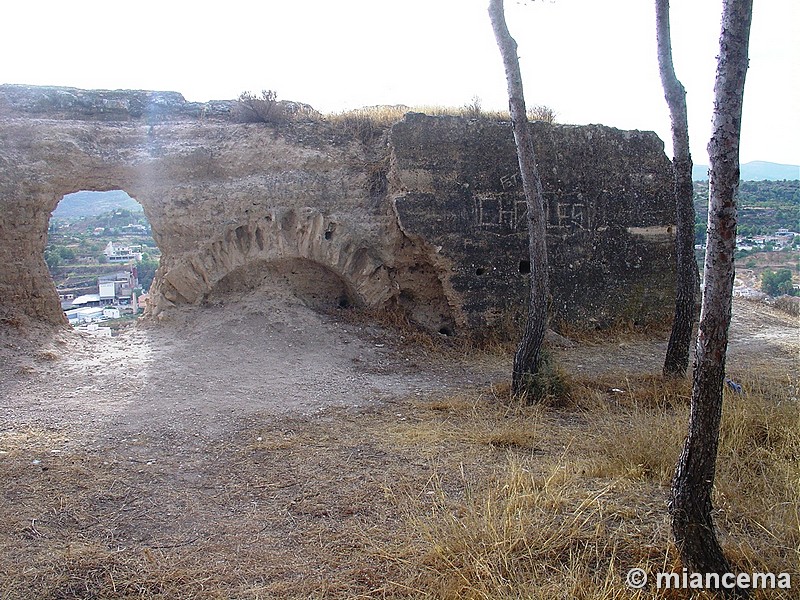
[0, 295, 796, 597]
[1, 284, 504, 436]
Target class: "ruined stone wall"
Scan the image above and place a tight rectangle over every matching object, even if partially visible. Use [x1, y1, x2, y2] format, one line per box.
[0, 85, 676, 334]
[389, 113, 677, 329]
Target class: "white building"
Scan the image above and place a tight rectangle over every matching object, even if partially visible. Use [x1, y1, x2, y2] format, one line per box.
[64, 306, 106, 325]
[71, 293, 102, 307]
[98, 269, 138, 304]
[104, 241, 143, 263]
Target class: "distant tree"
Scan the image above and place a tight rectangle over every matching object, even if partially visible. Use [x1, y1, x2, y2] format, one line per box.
[762, 269, 793, 296]
[777, 279, 796, 296]
[136, 257, 159, 291]
[488, 0, 551, 398]
[44, 249, 61, 269]
[669, 0, 753, 590]
[57, 246, 76, 261]
[656, 0, 699, 377]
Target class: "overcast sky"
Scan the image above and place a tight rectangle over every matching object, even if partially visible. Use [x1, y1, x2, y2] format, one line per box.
[2, 0, 798, 166]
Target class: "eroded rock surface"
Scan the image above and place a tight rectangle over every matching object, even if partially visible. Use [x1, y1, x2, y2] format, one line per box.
[0, 84, 676, 334]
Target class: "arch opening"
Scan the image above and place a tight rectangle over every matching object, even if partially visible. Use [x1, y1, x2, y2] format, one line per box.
[203, 257, 359, 313]
[47, 189, 161, 333]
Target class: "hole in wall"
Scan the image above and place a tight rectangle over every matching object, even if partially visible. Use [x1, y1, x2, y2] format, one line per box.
[47, 190, 161, 333]
[475, 267, 487, 276]
[518, 260, 531, 274]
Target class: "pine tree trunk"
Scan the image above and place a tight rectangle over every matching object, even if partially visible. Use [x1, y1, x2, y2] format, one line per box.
[669, 0, 753, 593]
[656, 0, 699, 377]
[488, 0, 550, 397]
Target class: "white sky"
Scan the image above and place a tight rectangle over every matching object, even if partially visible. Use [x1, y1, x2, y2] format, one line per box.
[2, 0, 798, 165]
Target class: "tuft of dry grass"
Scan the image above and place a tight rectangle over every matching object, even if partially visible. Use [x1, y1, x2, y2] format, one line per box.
[380, 367, 798, 599]
[36, 350, 60, 362]
[389, 456, 679, 600]
[714, 372, 800, 577]
[567, 373, 692, 412]
[552, 318, 674, 346]
[390, 387, 545, 453]
[335, 304, 445, 353]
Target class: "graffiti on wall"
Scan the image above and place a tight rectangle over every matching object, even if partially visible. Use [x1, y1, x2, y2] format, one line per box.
[475, 191, 593, 234]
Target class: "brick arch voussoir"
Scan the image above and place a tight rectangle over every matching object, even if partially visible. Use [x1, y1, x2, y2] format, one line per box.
[154, 208, 394, 316]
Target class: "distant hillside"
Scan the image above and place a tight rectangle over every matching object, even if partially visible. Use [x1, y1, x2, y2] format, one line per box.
[694, 179, 799, 238]
[52, 190, 143, 219]
[692, 161, 800, 181]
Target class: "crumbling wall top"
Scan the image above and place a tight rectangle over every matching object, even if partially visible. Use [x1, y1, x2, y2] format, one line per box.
[0, 84, 234, 122]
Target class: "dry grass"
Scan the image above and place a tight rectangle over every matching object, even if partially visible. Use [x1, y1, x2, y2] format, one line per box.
[378, 370, 798, 599]
[324, 101, 557, 132]
[390, 460, 674, 600]
[1, 365, 796, 598]
[772, 295, 800, 317]
[552, 318, 675, 346]
[714, 372, 800, 577]
[336, 302, 524, 362]
[325, 105, 507, 131]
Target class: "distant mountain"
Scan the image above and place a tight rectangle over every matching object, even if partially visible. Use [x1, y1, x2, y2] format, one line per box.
[52, 190, 143, 219]
[692, 161, 800, 181]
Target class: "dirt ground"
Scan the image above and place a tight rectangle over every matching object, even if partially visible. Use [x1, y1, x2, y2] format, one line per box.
[0, 289, 797, 598]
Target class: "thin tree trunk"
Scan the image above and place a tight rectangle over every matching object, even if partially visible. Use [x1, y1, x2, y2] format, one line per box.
[669, 0, 753, 593]
[488, 0, 550, 398]
[656, 0, 699, 377]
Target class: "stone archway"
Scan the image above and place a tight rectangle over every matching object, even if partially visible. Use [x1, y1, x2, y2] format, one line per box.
[0, 87, 410, 330]
[153, 208, 394, 317]
[47, 189, 158, 316]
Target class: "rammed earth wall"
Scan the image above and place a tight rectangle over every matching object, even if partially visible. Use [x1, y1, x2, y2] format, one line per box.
[0, 85, 676, 334]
